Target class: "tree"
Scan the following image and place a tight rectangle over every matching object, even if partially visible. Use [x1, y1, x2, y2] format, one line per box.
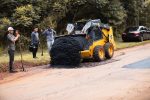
[121, 0, 146, 26]
[141, 2, 150, 27]
[0, 17, 12, 30]
[101, 0, 126, 25]
[12, 4, 40, 31]
[0, 0, 18, 17]
[49, 0, 127, 34]
[0, 17, 12, 47]
[0, 0, 149, 36]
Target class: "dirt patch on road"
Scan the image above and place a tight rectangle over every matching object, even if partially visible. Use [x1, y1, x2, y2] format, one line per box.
[0, 65, 50, 84]
[0, 60, 49, 72]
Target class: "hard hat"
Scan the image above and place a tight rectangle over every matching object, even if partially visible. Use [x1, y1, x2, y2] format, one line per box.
[8, 27, 14, 31]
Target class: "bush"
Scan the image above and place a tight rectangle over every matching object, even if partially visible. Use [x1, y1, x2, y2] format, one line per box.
[0, 17, 12, 31]
[13, 4, 40, 29]
[16, 35, 31, 51]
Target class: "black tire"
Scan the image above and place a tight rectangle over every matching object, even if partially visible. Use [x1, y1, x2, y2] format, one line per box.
[93, 46, 105, 62]
[50, 36, 82, 67]
[139, 36, 143, 42]
[104, 43, 114, 59]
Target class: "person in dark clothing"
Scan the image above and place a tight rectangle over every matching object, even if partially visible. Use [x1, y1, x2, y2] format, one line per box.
[31, 28, 39, 58]
[7, 27, 20, 73]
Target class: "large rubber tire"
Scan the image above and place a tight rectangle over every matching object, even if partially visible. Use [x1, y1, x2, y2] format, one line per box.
[50, 36, 82, 67]
[93, 46, 105, 62]
[104, 43, 114, 59]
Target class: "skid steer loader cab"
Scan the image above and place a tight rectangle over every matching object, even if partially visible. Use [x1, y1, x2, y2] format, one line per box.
[65, 19, 116, 60]
[79, 20, 116, 61]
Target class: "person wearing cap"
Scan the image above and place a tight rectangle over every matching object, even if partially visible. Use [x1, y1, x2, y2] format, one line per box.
[7, 27, 20, 73]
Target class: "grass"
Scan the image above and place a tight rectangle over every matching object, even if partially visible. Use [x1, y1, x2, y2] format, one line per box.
[0, 49, 50, 72]
[0, 50, 50, 63]
[116, 40, 150, 50]
[0, 40, 150, 72]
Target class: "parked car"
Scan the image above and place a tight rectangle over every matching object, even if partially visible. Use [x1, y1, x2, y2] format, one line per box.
[122, 26, 150, 42]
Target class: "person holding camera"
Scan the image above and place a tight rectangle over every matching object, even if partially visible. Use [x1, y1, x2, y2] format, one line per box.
[7, 27, 20, 73]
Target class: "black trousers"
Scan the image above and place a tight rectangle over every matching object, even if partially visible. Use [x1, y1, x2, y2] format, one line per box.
[32, 44, 38, 58]
[8, 50, 15, 71]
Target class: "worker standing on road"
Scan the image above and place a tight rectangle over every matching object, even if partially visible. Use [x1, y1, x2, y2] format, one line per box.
[42, 26, 56, 54]
[7, 27, 20, 73]
[31, 27, 40, 59]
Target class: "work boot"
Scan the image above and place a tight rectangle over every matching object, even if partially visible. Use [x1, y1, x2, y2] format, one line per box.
[33, 57, 38, 59]
[9, 70, 17, 73]
[9, 69, 18, 73]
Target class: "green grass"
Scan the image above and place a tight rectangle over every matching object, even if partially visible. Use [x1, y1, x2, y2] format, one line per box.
[0, 49, 50, 72]
[116, 40, 150, 50]
[0, 50, 50, 64]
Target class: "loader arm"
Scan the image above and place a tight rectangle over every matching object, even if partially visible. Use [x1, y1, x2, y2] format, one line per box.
[102, 27, 116, 49]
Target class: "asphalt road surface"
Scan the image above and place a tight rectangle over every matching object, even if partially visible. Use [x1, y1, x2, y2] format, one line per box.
[0, 43, 150, 100]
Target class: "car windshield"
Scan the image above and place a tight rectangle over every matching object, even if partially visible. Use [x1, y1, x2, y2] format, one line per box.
[125, 27, 139, 32]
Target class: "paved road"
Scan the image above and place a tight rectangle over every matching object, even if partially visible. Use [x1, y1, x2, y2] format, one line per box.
[0, 44, 150, 100]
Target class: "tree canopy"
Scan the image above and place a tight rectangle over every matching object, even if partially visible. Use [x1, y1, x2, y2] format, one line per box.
[0, 0, 150, 35]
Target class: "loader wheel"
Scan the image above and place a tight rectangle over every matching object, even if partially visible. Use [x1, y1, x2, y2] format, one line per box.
[93, 46, 105, 62]
[104, 43, 114, 59]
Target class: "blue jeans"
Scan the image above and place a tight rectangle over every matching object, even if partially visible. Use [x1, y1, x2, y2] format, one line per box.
[47, 40, 54, 53]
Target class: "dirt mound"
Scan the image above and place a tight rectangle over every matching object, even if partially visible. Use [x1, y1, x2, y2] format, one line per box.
[50, 36, 84, 67]
[0, 61, 49, 72]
